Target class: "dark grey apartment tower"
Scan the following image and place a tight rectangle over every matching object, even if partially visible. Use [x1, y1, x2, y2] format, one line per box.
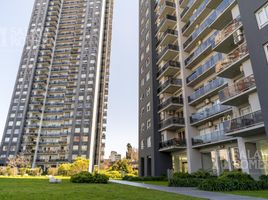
[139, 0, 172, 176]
[0, 0, 113, 171]
[139, 0, 268, 178]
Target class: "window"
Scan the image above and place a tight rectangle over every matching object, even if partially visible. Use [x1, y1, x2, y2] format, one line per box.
[256, 3, 268, 29]
[264, 43, 268, 63]
[146, 102, 151, 112]
[141, 140, 145, 150]
[147, 137, 151, 148]
[147, 119, 151, 129]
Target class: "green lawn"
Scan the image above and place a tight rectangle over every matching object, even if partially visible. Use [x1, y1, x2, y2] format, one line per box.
[226, 190, 268, 199]
[0, 177, 203, 200]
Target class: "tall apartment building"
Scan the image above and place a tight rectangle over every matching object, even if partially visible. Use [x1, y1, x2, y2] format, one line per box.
[139, 0, 268, 178]
[0, 0, 113, 171]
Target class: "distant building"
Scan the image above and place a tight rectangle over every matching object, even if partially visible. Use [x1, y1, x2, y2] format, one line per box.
[109, 151, 121, 162]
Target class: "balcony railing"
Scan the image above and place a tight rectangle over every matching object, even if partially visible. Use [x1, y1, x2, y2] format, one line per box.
[158, 78, 182, 93]
[224, 110, 264, 133]
[188, 78, 225, 103]
[158, 44, 179, 61]
[159, 138, 186, 149]
[157, 14, 177, 30]
[157, 29, 178, 47]
[192, 130, 229, 145]
[187, 53, 222, 84]
[214, 16, 242, 46]
[216, 43, 249, 74]
[157, 61, 180, 77]
[158, 97, 183, 111]
[219, 75, 256, 102]
[190, 104, 232, 124]
[159, 117, 185, 130]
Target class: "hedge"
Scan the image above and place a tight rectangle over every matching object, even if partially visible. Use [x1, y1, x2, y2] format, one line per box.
[70, 171, 109, 184]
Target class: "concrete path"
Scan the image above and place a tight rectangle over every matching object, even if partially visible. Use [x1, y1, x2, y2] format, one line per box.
[110, 180, 267, 200]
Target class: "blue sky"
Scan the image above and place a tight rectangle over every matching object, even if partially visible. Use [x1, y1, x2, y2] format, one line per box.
[0, 0, 139, 157]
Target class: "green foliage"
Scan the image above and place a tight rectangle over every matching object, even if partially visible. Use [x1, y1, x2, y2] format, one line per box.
[26, 168, 41, 176]
[57, 157, 89, 176]
[70, 172, 108, 184]
[109, 159, 134, 174]
[173, 172, 192, 179]
[103, 171, 122, 179]
[191, 169, 213, 179]
[48, 168, 58, 176]
[219, 171, 254, 181]
[169, 178, 201, 187]
[18, 168, 28, 176]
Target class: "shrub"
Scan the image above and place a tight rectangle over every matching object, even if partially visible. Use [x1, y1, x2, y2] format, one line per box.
[48, 168, 58, 176]
[7, 167, 18, 176]
[173, 172, 192, 179]
[0, 167, 8, 176]
[93, 173, 109, 184]
[169, 178, 201, 187]
[259, 175, 268, 182]
[219, 171, 253, 181]
[104, 171, 122, 179]
[27, 168, 41, 176]
[192, 169, 213, 179]
[122, 176, 166, 182]
[18, 168, 28, 176]
[70, 172, 109, 184]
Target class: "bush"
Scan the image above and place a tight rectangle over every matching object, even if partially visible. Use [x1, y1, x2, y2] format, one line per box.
[104, 171, 122, 179]
[169, 178, 201, 187]
[7, 167, 18, 176]
[18, 168, 28, 176]
[173, 172, 192, 179]
[27, 168, 41, 176]
[0, 167, 8, 176]
[259, 175, 268, 182]
[48, 168, 58, 176]
[70, 172, 108, 184]
[192, 169, 213, 179]
[219, 171, 253, 181]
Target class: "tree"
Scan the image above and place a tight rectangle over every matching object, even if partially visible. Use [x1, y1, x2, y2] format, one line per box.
[7, 155, 30, 168]
[109, 159, 133, 173]
[58, 157, 89, 176]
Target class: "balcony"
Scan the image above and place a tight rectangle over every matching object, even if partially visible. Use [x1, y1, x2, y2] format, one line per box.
[157, 44, 179, 63]
[190, 104, 232, 126]
[157, 1, 176, 18]
[214, 17, 243, 53]
[158, 78, 182, 95]
[157, 61, 180, 79]
[157, 15, 177, 33]
[159, 117, 185, 132]
[224, 110, 265, 136]
[182, 0, 222, 36]
[187, 53, 222, 86]
[157, 29, 178, 48]
[184, 32, 216, 69]
[159, 138, 186, 152]
[158, 97, 183, 113]
[181, 0, 203, 22]
[192, 130, 232, 147]
[216, 43, 249, 78]
[219, 75, 257, 106]
[210, 0, 236, 30]
[188, 78, 226, 106]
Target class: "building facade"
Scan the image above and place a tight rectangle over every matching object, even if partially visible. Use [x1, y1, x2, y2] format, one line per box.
[139, 0, 268, 178]
[0, 0, 113, 171]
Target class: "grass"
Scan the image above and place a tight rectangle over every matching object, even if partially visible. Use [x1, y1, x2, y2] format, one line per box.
[0, 177, 203, 200]
[226, 190, 268, 199]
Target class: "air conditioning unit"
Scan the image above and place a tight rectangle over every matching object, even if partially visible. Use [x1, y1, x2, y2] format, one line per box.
[208, 121, 213, 127]
[204, 98, 210, 104]
[233, 29, 244, 45]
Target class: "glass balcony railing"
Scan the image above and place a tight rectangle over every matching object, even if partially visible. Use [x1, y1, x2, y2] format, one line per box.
[187, 53, 223, 84]
[216, 43, 249, 74]
[159, 138, 186, 149]
[158, 78, 182, 93]
[219, 75, 256, 102]
[192, 130, 229, 145]
[190, 104, 232, 124]
[159, 117, 185, 130]
[157, 61, 180, 77]
[158, 97, 183, 111]
[224, 110, 264, 133]
[188, 78, 225, 103]
[184, 31, 217, 67]
[158, 44, 179, 61]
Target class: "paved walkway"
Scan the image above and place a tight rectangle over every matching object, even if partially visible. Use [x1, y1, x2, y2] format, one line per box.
[110, 180, 267, 200]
